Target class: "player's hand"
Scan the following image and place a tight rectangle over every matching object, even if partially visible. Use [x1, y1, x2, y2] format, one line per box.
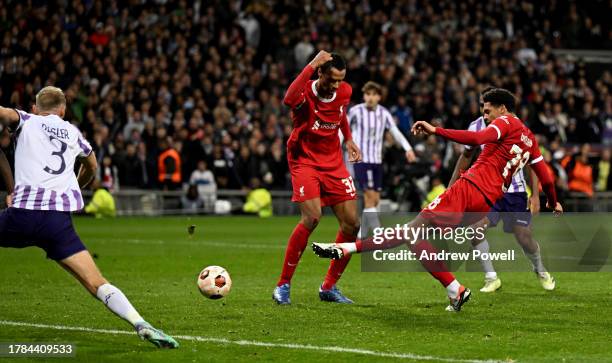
[411, 121, 436, 136]
[345, 140, 362, 163]
[309, 50, 333, 69]
[529, 195, 541, 215]
[5, 193, 12, 208]
[547, 201, 563, 217]
[405, 150, 417, 163]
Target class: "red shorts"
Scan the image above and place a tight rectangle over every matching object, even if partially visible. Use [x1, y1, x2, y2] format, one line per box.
[290, 163, 357, 206]
[420, 178, 492, 227]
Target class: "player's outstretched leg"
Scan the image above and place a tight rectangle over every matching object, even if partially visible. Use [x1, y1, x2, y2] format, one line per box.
[315, 214, 472, 311]
[58, 250, 179, 348]
[312, 232, 405, 259]
[513, 226, 555, 290]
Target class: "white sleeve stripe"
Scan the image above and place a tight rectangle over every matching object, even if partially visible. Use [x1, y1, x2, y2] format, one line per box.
[530, 155, 544, 164]
[490, 124, 501, 140]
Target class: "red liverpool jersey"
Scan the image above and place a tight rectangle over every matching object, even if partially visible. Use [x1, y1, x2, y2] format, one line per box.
[440, 114, 543, 203]
[284, 65, 352, 170]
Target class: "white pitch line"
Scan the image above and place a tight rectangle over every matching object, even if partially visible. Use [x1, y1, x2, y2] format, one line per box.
[0, 320, 501, 363]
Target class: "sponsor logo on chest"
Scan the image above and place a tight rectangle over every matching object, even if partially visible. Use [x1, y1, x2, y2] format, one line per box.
[312, 120, 339, 131]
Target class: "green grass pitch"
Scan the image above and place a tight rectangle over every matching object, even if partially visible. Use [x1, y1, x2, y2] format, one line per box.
[1, 215, 611, 362]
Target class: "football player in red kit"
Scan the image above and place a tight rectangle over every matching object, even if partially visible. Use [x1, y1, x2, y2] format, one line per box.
[313, 88, 563, 311]
[273, 50, 362, 304]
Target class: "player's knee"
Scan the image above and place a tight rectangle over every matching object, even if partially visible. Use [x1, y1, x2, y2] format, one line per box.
[301, 213, 321, 230]
[341, 217, 360, 237]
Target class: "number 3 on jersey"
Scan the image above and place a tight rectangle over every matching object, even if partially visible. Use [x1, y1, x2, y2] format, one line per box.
[43, 135, 68, 175]
[502, 144, 530, 179]
[342, 176, 356, 196]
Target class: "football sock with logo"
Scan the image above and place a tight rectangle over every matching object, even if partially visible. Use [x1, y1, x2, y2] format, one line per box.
[322, 230, 355, 290]
[96, 284, 144, 327]
[410, 240, 457, 295]
[473, 239, 498, 280]
[277, 223, 312, 286]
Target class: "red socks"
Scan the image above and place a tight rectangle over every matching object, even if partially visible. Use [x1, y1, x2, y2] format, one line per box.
[410, 240, 455, 287]
[322, 230, 355, 290]
[277, 223, 312, 286]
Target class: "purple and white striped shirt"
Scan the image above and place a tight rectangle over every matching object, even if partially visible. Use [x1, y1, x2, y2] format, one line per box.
[11, 110, 92, 212]
[347, 103, 412, 164]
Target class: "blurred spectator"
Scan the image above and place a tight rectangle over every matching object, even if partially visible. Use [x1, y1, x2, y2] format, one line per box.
[158, 140, 182, 190]
[100, 155, 118, 191]
[114, 143, 147, 188]
[563, 144, 594, 197]
[421, 175, 447, 209]
[0, 0, 610, 205]
[243, 178, 273, 218]
[189, 160, 217, 210]
[181, 184, 203, 213]
[594, 148, 612, 191]
[84, 180, 116, 218]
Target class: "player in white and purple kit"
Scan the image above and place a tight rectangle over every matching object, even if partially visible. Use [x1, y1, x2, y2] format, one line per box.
[450, 87, 555, 292]
[348, 81, 416, 237]
[0, 87, 178, 348]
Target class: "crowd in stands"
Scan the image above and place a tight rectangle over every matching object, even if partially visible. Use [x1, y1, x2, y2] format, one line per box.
[1, 0, 611, 209]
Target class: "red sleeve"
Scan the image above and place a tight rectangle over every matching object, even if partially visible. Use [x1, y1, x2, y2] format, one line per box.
[283, 65, 315, 108]
[530, 159, 558, 206]
[340, 111, 352, 141]
[434, 126, 498, 145]
[339, 85, 353, 141]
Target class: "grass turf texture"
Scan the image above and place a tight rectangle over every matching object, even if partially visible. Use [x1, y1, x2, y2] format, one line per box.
[0, 215, 611, 362]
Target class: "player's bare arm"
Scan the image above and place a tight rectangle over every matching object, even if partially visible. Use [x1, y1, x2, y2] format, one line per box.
[528, 165, 541, 214]
[77, 152, 98, 189]
[449, 148, 475, 187]
[411, 120, 436, 136]
[0, 106, 20, 130]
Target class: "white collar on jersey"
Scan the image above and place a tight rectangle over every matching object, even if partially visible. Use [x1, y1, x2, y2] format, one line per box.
[311, 80, 337, 103]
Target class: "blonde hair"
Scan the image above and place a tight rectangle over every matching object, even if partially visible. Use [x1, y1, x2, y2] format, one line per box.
[35, 86, 66, 112]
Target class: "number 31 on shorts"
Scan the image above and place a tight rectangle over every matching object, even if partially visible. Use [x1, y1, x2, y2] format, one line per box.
[342, 176, 356, 196]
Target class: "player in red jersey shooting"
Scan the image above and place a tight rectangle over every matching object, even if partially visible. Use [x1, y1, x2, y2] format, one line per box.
[313, 88, 562, 311]
[273, 50, 362, 304]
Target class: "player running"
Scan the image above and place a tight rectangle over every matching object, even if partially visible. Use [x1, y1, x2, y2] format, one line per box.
[0, 87, 178, 348]
[348, 81, 416, 238]
[450, 89, 555, 292]
[313, 88, 562, 311]
[272, 51, 362, 305]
